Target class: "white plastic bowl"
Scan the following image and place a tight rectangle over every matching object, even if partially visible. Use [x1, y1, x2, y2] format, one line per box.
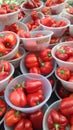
[0, 31, 20, 60]
[4, 73, 52, 113]
[9, 47, 26, 68]
[60, 9, 73, 24]
[20, 54, 56, 78]
[22, 12, 44, 31]
[0, 63, 14, 91]
[69, 24, 73, 36]
[21, 1, 44, 15]
[4, 103, 48, 130]
[16, 21, 28, 32]
[55, 68, 73, 92]
[49, 1, 66, 15]
[43, 100, 69, 130]
[21, 30, 53, 51]
[0, 9, 20, 26]
[52, 41, 73, 71]
[0, 97, 7, 125]
[40, 16, 70, 37]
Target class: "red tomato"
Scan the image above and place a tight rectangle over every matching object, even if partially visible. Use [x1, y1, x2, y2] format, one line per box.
[68, 76, 73, 82]
[67, 57, 73, 62]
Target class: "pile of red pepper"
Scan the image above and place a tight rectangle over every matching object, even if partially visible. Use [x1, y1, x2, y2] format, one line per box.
[9, 79, 44, 107]
[47, 97, 73, 130]
[5, 108, 44, 130]
[25, 48, 54, 76]
[0, 98, 7, 121]
[0, 32, 17, 57]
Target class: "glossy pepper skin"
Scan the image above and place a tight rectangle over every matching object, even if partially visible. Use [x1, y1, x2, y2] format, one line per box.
[56, 67, 71, 81]
[14, 118, 33, 130]
[9, 84, 27, 107]
[0, 60, 11, 81]
[4, 33, 17, 48]
[27, 89, 44, 107]
[39, 48, 53, 62]
[60, 97, 73, 116]
[0, 98, 7, 117]
[24, 80, 42, 94]
[29, 66, 41, 74]
[5, 109, 22, 126]
[40, 61, 53, 75]
[25, 53, 39, 68]
[47, 109, 68, 130]
[29, 109, 44, 130]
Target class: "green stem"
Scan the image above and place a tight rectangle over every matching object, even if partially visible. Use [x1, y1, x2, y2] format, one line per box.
[54, 124, 60, 130]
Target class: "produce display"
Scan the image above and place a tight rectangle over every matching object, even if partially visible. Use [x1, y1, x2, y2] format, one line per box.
[0, 0, 73, 130]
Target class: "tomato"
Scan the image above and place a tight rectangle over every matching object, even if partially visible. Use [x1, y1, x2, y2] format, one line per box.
[48, 78, 54, 87]
[45, 0, 53, 6]
[56, 20, 67, 27]
[56, 67, 71, 81]
[31, 11, 39, 21]
[50, 37, 60, 44]
[4, 33, 17, 48]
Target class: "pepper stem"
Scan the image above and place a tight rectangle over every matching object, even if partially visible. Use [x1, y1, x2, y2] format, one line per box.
[15, 111, 19, 117]
[60, 70, 65, 74]
[0, 108, 2, 111]
[54, 124, 60, 130]
[37, 101, 40, 105]
[2, 64, 4, 72]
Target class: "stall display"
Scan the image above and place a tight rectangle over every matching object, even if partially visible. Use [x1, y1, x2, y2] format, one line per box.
[0, 0, 73, 130]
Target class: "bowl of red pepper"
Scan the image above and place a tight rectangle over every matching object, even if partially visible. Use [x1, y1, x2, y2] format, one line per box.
[20, 49, 56, 78]
[0, 3, 20, 26]
[43, 99, 70, 130]
[52, 41, 73, 71]
[0, 60, 14, 91]
[21, 1, 43, 15]
[4, 73, 52, 113]
[45, 0, 66, 15]
[40, 15, 70, 37]
[4, 104, 48, 130]
[0, 31, 20, 60]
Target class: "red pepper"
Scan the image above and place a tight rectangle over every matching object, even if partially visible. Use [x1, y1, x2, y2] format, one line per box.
[56, 67, 71, 81]
[60, 97, 73, 116]
[5, 109, 22, 126]
[14, 118, 33, 130]
[27, 89, 44, 107]
[47, 109, 68, 130]
[39, 48, 53, 62]
[29, 109, 44, 130]
[70, 125, 73, 130]
[9, 84, 27, 107]
[0, 98, 7, 117]
[0, 60, 11, 81]
[4, 33, 17, 48]
[0, 42, 7, 56]
[40, 61, 53, 75]
[70, 115, 73, 125]
[24, 80, 42, 94]
[25, 53, 39, 68]
[29, 66, 41, 74]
